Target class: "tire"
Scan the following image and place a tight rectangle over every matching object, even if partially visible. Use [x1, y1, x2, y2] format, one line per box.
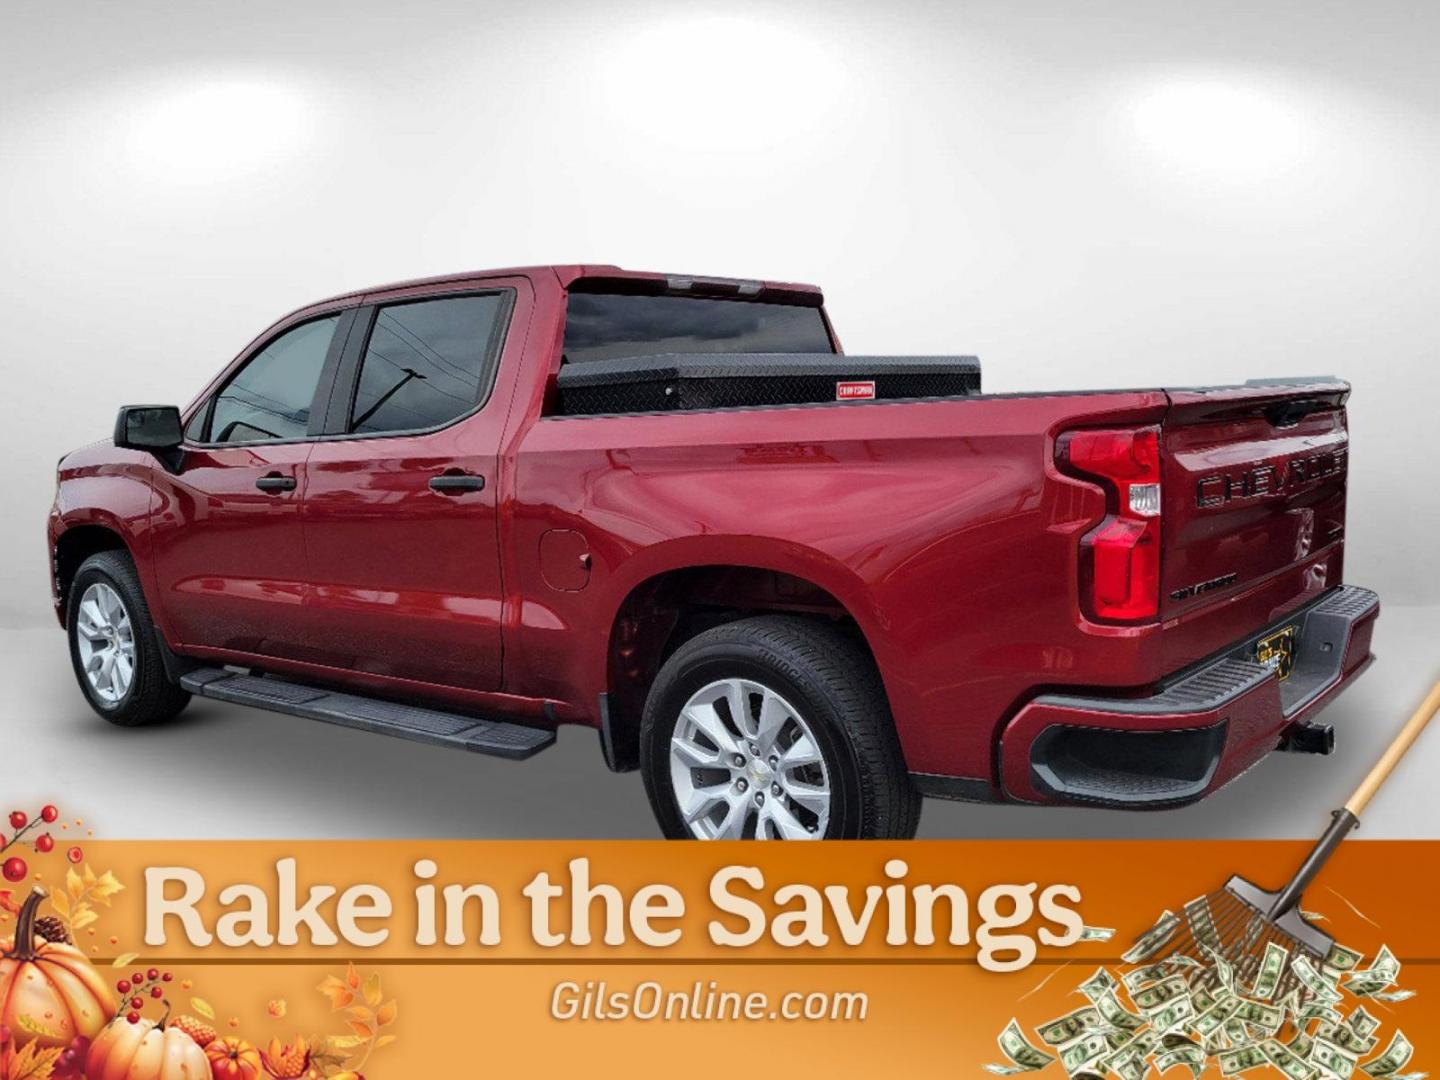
[640, 615, 921, 840]
[66, 550, 190, 726]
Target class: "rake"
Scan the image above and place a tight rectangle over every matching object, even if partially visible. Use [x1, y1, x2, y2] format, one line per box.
[1129, 678, 1440, 1004]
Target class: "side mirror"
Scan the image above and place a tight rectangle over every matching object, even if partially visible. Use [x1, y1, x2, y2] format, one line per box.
[114, 405, 184, 471]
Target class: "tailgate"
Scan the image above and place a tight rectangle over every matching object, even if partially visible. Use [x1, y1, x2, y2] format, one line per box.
[1160, 379, 1350, 620]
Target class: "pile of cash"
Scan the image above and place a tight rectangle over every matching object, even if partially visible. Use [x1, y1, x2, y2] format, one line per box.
[986, 912, 1421, 1080]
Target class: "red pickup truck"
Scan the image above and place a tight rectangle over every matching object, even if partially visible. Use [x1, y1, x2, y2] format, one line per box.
[48, 265, 1377, 840]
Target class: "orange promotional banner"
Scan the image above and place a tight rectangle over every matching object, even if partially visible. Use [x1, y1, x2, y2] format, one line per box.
[2, 838, 1434, 1076]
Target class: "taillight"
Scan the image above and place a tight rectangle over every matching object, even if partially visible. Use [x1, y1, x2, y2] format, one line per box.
[1056, 426, 1162, 622]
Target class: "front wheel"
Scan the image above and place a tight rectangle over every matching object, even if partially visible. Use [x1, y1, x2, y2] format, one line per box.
[66, 550, 190, 726]
[639, 615, 921, 840]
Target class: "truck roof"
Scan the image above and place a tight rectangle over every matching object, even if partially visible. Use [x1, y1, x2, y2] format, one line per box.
[309, 265, 825, 309]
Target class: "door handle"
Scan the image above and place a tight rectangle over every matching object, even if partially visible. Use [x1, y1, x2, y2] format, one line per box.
[429, 473, 486, 494]
[255, 474, 297, 493]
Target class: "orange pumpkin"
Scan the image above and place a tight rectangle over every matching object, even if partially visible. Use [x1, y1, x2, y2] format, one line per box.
[0, 887, 114, 1049]
[86, 1014, 210, 1080]
[206, 1036, 264, 1080]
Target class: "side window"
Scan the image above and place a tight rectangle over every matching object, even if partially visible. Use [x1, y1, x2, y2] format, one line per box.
[207, 316, 340, 444]
[347, 294, 507, 435]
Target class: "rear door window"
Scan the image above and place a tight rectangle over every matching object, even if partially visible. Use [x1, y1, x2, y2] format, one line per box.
[562, 294, 833, 364]
[347, 294, 508, 435]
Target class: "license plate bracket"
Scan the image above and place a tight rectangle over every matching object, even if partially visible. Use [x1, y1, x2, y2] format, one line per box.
[1256, 625, 1299, 681]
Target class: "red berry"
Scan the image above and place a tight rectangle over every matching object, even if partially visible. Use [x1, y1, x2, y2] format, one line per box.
[8, 811, 25, 830]
[66, 845, 83, 864]
[41, 805, 59, 823]
[126, 1012, 140, 1024]
[130, 996, 143, 1010]
[132, 972, 144, 986]
[117, 980, 131, 994]
[161, 972, 173, 982]
[1, 857, 26, 883]
[147, 967, 159, 981]
[150, 986, 163, 999]
[35, 834, 54, 853]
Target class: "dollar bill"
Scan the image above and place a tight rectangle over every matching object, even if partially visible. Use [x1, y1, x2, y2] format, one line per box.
[1203, 944, 1237, 992]
[1156, 1044, 1206, 1078]
[1263, 1038, 1320, 1080]
[1036, 1007, 1105, 1047]
[1314, 1037, 1360, 1079]
[1293, 955, 1345, 1005]
[1299, 1002, 1344, 1026]
[1325, 943, 1365, 973]
[1366, 989, 1415, 1003]
[1123, 911, 1180, 964]
[1232, 998, 1284, 1033]
[1150, 995, 1196, 1034]
[1078, 967, 1119, 1003]
[1060, 1033, 1112, 1075]
[1220, 1044, 1270, 1076]
[1349, 1007, 1382, 1039]
[1123, 963, 1171, 991]
[1133, 974, 1189, 1013]
[987, 1019, 1057, 1074]
[1361, 1032, 1413, 1078]
[1345, 946, 1400, 995]
[1080, 925, 1116, 942]
[1094, 990, 1146, 1033]
[1319, 1021, 1379, 1057]
[1251, 941, 1290, 1001]
[1193, 997, 1242, 1039]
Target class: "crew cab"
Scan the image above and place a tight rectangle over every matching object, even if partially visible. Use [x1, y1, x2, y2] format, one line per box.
[47, 265, 1378, 839]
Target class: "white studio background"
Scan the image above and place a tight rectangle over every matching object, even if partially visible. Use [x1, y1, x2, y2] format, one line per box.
[3, 1, 1439, 625]
[1, 0, 1438, 840]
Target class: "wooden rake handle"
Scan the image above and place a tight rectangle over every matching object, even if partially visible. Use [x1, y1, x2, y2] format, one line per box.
[1344, 677, 1440, 817]
[1271, 676, 1440, 918]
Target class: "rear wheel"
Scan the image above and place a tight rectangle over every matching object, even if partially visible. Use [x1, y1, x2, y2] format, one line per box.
[640, 615, 921, 840]
[67, 551, 190, 726]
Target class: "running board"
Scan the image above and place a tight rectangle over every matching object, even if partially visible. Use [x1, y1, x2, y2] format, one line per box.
[178, 669, 555, 760]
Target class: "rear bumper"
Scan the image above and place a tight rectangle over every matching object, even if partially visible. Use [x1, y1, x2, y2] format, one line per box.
[998, 585, 1379, 808]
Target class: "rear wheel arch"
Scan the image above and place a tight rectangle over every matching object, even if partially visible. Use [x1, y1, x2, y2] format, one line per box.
[601, 562, 897, 772]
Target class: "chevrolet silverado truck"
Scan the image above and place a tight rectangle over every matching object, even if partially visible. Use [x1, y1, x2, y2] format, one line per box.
[47, 265, 1377, 840]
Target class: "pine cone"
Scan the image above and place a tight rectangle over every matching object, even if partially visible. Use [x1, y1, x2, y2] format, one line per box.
[34, 914, 70, 944]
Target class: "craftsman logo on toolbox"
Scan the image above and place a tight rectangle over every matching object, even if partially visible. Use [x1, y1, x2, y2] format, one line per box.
[836, 380, 876, 401]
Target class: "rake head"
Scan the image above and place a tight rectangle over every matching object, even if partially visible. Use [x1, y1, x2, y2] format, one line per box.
[1144, 876, 1333, 1004]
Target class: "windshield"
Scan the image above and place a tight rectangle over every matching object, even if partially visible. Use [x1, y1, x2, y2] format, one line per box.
[562, 293, 834, 364]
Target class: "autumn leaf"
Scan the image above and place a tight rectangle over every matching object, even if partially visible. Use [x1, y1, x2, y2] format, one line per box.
[0, 890, 19, 917]
[191, 998, 216, 1020]
[361, 972, 382, 1007]
[111, 952, 138, 968]
[6, 1041, 63, 1080]
[344, 1006, 373, 1025]
[317, 975, 354, 1011]
[15, 1014, 65, 1040]
[346, 1020, 373, 1040]
[375, 1000, 397, 1027]
[65, 868, 83, 902]
[70, 907, 98, 932]
[90, 871, 124, 906]
[82, 864, 97, 889]
[324, 1035, 366, 1052]
[46, 891, 67, 919]
[345, 962, 360, 990]
[374, 1034, 398, 1050]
